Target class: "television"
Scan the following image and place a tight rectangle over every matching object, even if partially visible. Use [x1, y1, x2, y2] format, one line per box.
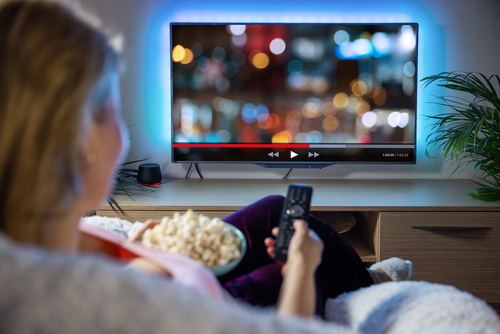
[170, 23, 418, 168]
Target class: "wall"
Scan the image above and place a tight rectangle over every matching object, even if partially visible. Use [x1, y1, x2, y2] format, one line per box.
[80, 0, 500, 180]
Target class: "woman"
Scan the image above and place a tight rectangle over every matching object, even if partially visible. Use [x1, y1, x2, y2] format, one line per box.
[0, 1, 404, 332]
[82, 195, 389, 317]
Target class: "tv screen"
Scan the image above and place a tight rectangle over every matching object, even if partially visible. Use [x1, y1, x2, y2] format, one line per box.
[170, 23, 418, 167]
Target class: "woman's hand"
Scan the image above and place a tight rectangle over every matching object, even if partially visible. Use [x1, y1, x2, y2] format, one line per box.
[128, 219, 161, 242]
[126, 219, 173, 277]
[275, 220, 324, 318]
[285, 220, 324, 275]
[125, 258, 173, 278]
[264, 220, 324, 275]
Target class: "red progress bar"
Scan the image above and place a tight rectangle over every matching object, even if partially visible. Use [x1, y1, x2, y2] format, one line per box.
[173, 143, 310, 148]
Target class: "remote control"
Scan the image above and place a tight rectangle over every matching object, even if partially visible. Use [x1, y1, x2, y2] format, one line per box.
[274, 184, 313, 261]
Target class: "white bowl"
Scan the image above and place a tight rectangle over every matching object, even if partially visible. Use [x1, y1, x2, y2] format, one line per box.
[208, 223, 247, 277]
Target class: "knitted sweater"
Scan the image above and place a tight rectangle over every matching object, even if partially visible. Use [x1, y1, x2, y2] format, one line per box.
[0, 233, 353, 334]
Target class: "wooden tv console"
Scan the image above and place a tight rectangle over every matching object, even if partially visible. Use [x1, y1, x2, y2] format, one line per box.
[97, 178, 500, 307]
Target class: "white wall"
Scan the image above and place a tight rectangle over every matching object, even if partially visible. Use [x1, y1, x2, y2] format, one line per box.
[80, 0, 500, 180]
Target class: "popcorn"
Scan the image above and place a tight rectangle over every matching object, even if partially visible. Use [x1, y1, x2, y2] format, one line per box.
[141, 210, 241, 266]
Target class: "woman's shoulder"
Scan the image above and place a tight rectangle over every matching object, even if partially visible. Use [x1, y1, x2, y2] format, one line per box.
[0, 233, 356, 334]
[0, 233, 171, 333]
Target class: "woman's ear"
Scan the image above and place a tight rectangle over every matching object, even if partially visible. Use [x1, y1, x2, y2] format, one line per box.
[79, 126, 98, 170]
[79, 141, 95, 169]
[83, 151, 97, 167]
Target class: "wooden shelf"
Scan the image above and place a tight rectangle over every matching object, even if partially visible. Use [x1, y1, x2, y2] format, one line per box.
[101, 179, 500, 212]
[343, 230, 377, 263]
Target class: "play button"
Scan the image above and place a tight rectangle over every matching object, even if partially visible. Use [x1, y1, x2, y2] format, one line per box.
[290, 151, 298, 159]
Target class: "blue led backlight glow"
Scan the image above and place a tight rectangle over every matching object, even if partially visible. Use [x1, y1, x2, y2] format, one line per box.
[145, 0, 445, 164]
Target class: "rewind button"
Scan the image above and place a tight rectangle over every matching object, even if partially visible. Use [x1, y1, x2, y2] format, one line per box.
[268, 152, 279, 158]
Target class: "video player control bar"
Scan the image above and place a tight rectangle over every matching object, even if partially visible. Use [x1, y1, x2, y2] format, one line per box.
[174, 144, 415, 149]
[174, 143, 416, 163]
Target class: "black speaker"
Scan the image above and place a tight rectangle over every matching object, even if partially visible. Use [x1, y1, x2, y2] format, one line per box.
[137, 163, 162, 185]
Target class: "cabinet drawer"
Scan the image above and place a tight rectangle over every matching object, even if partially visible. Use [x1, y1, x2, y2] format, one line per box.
[380, 212, 500, 302]
[95, 210, 235, 223]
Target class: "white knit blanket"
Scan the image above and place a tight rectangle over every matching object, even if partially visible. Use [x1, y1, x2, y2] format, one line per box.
[325, 281, 500, 334]
[82, 215, 144, 239]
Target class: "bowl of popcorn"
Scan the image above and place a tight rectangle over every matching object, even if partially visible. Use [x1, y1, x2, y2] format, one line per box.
[135, 210, 247, 277]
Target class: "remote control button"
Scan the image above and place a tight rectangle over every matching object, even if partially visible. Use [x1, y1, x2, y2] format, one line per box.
[288, 204, 305, 217]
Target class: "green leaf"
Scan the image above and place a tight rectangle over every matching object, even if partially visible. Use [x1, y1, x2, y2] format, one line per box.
[107, 198, 125, 215]
[468, 187, 500, 202]
[422, 71, 500, 202]
[107, 157, 159, 214]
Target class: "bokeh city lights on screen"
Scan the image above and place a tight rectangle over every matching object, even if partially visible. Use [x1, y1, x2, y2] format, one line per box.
[171, 24, 417, 145]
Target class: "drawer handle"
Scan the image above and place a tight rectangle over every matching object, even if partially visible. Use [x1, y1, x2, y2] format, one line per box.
[410, 226, 492, 232]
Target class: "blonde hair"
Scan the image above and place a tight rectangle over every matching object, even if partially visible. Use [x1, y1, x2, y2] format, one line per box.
[0, 0, 121, 241]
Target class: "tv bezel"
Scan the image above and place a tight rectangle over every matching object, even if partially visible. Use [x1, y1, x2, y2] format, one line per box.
[170, 22, 419, 168]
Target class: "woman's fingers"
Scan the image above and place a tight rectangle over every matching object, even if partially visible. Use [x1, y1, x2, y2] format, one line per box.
[272, 227, 279, 237]
[292, 219, 308, 232]
[264, 237, 275, 247]
[265, 237, 276, 257]
[129, 219, 161, 241]
[266, 246, 275, 259]
[264, 236, 286, 266]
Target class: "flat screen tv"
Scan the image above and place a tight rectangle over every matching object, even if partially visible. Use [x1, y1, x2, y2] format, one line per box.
[170, 23, 418, 168]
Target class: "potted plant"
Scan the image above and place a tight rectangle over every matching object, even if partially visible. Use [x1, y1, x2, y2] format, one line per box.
[422, 72, 500, 202]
